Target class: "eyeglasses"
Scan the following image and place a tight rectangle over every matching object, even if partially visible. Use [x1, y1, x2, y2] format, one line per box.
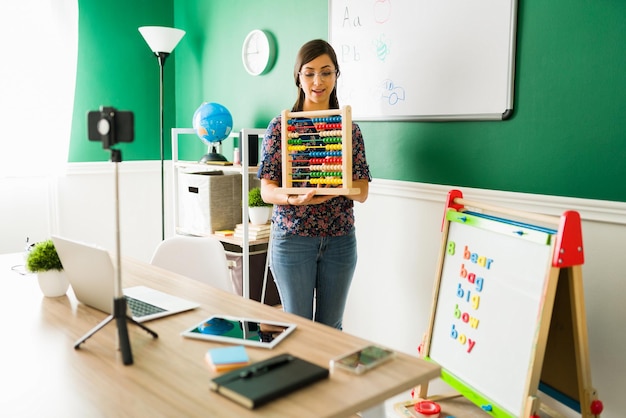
[298, 70, 337, 82]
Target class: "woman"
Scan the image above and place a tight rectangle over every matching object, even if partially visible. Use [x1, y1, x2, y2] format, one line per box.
[258, 39, 371, 330]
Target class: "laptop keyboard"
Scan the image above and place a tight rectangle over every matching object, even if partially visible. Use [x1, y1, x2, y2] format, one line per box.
[125, 296, 166, 318]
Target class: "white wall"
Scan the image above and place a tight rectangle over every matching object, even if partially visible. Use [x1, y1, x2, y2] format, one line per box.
[0, 177, 54, 253]
[3, 163, 625, 416]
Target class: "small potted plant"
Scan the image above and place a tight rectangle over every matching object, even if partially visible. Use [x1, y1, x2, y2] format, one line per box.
[26, 239, 69, 297]
[247, 187, 272, 225]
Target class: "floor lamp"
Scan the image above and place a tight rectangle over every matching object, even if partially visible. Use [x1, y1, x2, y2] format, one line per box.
[138, 26, 185, 241]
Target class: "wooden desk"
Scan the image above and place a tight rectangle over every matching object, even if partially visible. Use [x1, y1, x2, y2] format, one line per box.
[0, 252, 439, 417]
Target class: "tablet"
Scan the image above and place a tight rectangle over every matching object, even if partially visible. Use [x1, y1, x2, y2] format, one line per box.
[181, 315, 297, 349]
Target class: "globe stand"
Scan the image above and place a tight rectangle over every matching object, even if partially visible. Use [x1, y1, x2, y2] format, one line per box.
[199, 143, 228, 163]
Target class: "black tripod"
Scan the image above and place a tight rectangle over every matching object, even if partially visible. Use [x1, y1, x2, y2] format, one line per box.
[77, 108, 158, 365]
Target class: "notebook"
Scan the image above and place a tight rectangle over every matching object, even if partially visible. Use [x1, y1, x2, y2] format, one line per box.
[209, 353, 329, 409]
[51, 235, 200, 322]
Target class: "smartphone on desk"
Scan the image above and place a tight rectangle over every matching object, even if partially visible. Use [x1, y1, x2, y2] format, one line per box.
[330, 344, 395, 375]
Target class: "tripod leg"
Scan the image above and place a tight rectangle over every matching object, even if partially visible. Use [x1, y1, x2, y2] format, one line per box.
[74, 314, 115, 349]
[113, 298, 133, 365]
[73, 299, 158, 363]
[126, 316, 159, 339]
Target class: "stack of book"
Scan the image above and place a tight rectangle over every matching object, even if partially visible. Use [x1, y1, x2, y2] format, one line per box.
[214, 229, 234, 237]
[234, 223, 270, 240]
[205, 345, 250, 372]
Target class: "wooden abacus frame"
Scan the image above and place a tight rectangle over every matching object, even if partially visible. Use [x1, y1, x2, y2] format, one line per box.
[276, 105, 360, 196]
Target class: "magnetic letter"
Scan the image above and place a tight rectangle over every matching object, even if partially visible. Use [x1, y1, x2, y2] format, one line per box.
[471, 294, 480, 310]
[467, 272, 476, 284]
[468, 317, 480, 329]
[456, 283, 464, 298]
[460, 264, 467, 278]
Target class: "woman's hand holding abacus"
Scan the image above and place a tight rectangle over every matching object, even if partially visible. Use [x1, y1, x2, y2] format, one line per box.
[287, 190, 333, 206]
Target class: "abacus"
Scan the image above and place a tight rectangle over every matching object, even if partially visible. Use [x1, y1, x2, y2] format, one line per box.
[276, 105, 360, 196]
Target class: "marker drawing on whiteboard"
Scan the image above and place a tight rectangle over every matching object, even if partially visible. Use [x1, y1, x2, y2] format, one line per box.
[380, 79, 406, 106]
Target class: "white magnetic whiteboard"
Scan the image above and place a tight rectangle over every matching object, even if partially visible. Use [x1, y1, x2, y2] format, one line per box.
[329, 0, 518, 121]
[428, 211, 555, 416]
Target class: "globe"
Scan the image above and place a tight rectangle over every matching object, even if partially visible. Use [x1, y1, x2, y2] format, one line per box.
[192, 102, 233, 163]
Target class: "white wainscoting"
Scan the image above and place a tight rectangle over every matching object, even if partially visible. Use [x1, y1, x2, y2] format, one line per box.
[53, 161, 171, 262]
[1, 161, 172, 259]
[3, 164, 625, 416]
[346, 179, 626, 417]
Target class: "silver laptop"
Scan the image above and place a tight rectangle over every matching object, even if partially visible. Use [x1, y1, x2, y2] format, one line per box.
[52, 235, 200, 322]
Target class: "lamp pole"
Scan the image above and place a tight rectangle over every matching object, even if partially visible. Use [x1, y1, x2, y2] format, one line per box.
[138, 26, 185, 242]
[157, 52, 168, 241]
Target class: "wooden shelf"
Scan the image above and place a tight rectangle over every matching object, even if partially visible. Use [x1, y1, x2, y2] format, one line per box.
[210, 234, 269, 247]
[172, 128, 268, 300]
[174, 160, 259, 173]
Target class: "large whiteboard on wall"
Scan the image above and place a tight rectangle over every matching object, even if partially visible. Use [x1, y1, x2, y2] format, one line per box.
[329, 0, 518, 121]
[428, 211, 555, 415]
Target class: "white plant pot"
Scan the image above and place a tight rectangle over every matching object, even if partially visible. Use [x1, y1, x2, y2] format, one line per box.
[37, 270, 69, 298]
[248, 206, 271, 225]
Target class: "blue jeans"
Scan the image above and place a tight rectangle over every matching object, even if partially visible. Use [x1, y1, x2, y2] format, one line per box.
[269, 228, 357, 330]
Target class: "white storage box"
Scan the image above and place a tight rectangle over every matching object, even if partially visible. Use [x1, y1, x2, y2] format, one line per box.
[177, 171, 242, 235]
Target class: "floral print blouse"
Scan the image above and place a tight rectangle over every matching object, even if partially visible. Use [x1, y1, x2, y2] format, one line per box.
[258, 115, 371, 237]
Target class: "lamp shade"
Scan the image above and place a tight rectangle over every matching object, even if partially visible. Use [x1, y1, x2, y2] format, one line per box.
[138, 26, 185, 53]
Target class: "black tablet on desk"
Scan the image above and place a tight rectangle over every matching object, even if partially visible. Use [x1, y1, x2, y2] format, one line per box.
[181, 315, 297, 349]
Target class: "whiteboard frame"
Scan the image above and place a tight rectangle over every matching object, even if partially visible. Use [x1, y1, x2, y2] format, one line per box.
[328, 0, 518, 121]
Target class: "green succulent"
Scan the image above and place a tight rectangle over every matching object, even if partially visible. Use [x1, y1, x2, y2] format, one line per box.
[248, 187, 271, 207]
[26, 240, 63, 272]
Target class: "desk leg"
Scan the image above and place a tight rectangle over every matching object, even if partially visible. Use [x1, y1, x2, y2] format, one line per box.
[359, 403, 385, 418]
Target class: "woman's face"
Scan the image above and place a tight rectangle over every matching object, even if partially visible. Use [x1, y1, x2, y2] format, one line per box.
[298, 54, 337, 111]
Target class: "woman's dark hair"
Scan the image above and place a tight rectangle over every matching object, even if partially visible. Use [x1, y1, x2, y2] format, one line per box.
[292, 39, 341, 112]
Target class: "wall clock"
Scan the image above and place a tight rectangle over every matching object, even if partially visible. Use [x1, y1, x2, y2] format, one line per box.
[241, 29, 276, 76]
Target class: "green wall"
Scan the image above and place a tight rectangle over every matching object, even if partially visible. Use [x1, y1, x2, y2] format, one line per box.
[70, 0, 177, 162]
[70, 0, 626, 203]
[171, 0, 329, 161]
